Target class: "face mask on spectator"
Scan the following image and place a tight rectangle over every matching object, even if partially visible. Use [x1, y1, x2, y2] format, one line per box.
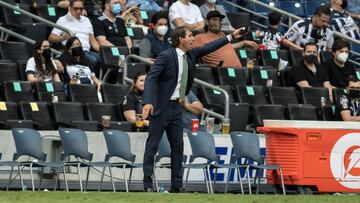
[348, 89, 360, 98]
[207, 0, 217, 3]
[42, 48, 52, 59]
[156, 25, 168, 36]
[337, 52, 349, 63]
[304, 54, 317, 64]
[111, 3, 122, 15]
[71, 46, 83, 57]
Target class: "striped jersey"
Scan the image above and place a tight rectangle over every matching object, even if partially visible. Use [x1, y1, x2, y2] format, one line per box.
[285, 18, 334, 51]
[259, 27, 284, 50]
[331, 8, 360, 39]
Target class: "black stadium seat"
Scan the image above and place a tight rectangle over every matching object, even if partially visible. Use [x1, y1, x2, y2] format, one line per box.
[101, 83, 129, 103]
[0, 60, 20, 82]
[34, 81, 67, 102]
[69, 84, 99, 103]
[236, 85, 268, 105]
[250, 68, 280, 87]
[253, 104, 286, 126]
[52, 102, 98, 131]
[301, 87, 330, 107]
[19, 101, 54, 130]
[0, 41, 30, 62]
[217, 67, 248, 86]
[3, 81, 34, 102]
[0, 101, 33, 129]
[199, 85, 235, 113]
[287, 104, 319, 121]
[268, 86, 299, 105]
[86, 103, 132, 131]
[194, 64, 218, 84]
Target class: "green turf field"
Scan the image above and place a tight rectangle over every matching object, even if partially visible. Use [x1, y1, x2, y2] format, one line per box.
[0, 192, 359, 203]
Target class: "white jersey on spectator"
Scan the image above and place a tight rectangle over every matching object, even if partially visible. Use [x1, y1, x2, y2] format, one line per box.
[168, 0, 203, 29]
[285, 18, 334, 51]
[260, 27, 284, 50]
[331, 8, 360, 39]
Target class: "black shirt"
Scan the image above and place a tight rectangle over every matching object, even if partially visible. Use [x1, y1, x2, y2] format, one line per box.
[288, 60, 329, 88]
[122, 90, 143, 114]
[323, 59, 356, 88]
[93, 15, 128, 46]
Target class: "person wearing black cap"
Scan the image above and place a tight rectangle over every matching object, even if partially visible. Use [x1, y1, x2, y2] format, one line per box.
[192, 10, 257, 68]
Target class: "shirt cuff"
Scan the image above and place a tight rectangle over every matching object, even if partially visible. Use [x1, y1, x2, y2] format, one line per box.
[226, 34, 233, 42]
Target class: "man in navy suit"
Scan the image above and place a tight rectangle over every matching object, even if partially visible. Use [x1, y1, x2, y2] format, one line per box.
[142, 22, 245, 192]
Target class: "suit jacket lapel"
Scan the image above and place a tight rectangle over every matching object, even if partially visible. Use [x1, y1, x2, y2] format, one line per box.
[171, 48, 179, 78]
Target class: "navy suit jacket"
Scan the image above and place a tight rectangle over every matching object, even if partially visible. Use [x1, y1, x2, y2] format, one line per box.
[143, 36, 230, 116]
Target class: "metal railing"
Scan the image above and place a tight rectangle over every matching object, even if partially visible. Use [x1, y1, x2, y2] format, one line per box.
[0, 26, 62, 55]
[0, 1, 73, 36]
[123, 54, 230, 119]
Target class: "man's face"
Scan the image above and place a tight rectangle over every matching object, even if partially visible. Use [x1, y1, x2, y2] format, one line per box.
[179, 30, 195, 52]
[348, 81, 360, 90]
[70, 1, 84, 19]
[313, 14, 330, 29]
[154, 18, 168, 30]
[106, 0, 120, 11]
[333, 46, 349, 61]
[206, 16, 222, 34]
[303, 45, 318, 57]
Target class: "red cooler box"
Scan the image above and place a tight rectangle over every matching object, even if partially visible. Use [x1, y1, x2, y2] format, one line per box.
[258, 120, 360, 193]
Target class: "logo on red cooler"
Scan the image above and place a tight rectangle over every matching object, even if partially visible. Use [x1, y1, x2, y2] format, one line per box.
[330, 133, 360, 189]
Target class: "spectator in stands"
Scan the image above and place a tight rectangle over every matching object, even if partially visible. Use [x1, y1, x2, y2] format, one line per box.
[49, 0, 101, 74]
[92, 0, 133, 48]
[192, 10, 257, 68]
[182, 90, 204, 131]
[26, 40, 61, 82]
[338, 75, 360, 121]
[330, 0, 360, 39]
[256, 11, 302, 50]
[139, 11, 171, 59]
[324, 38, 356, 88]
[127, 0, 162, 11]
[199, 0, 235, 32]
[58, 37, 102, 91]
[288, 42, 334, 93]
[120, 0, 143, 26]
[169, 0, 204, 31]
[57, 0, 103, 19]
[285, 5, 334, 51]
[122, 71, 149, 129]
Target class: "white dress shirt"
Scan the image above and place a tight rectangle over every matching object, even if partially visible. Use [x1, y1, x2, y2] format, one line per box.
[170, 48, 186, 100]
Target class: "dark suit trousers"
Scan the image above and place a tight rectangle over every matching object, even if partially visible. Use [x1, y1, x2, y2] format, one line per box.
[143, 100, 184, 189]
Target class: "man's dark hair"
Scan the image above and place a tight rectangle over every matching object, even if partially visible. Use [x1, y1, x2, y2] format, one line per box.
[69, 0, 84, 7]
[314, 5, 331, 16]
[151, 11, 169, 25]
[332, 38, 349, 53]
[268, 11, 282, 26]
[303, 41, 318, 51]
[171, 26, 191, 48]
[347, 75, 359, 87]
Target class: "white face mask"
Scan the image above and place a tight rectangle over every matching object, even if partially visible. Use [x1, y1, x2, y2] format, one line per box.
[337, 52, 349, 63]
[207, 0, 217, 3]
[156, 25, 168, 36]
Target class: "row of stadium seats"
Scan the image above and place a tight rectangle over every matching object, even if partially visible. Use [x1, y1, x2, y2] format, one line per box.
[0, 81, 130, 104]
[0, 101, 131, 131]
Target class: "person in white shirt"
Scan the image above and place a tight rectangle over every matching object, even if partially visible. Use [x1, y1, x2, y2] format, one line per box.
[25, 40, 61, 82]
[49, 0, 101, 74]
[58, 37, 102, 91]
[169, 0, 204, 31]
